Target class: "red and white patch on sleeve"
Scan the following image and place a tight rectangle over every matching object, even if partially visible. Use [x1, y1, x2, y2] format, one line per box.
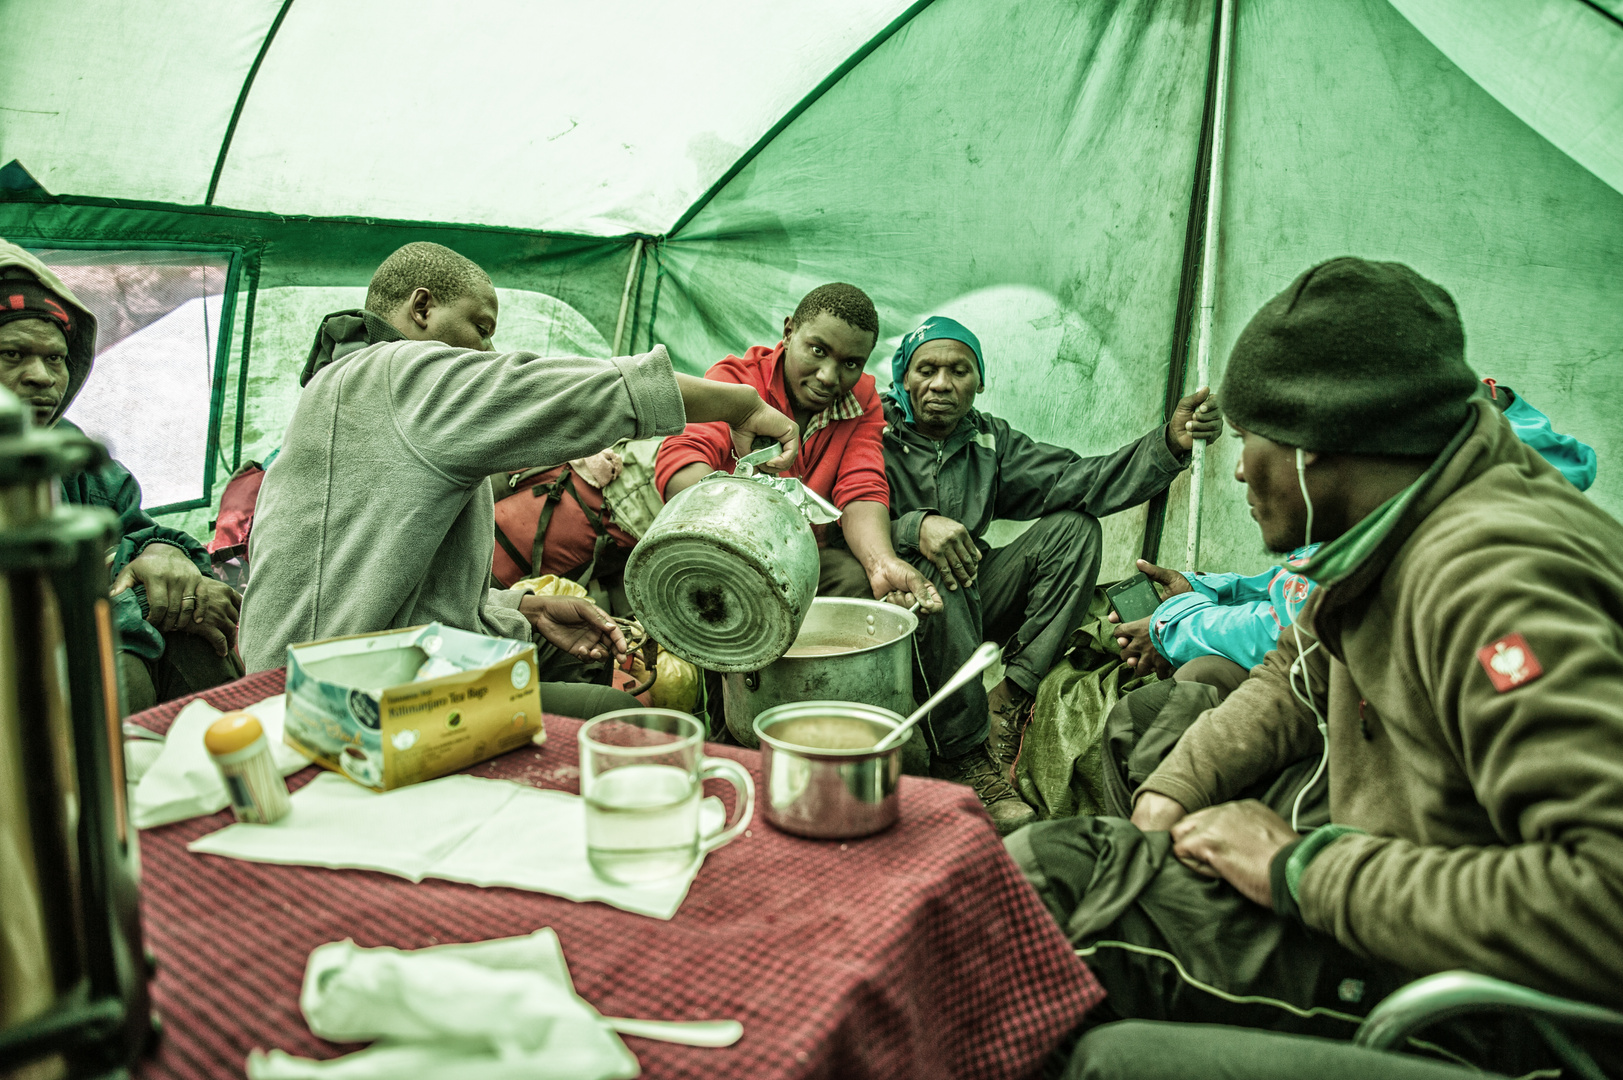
[1478, 633, 1543, 692]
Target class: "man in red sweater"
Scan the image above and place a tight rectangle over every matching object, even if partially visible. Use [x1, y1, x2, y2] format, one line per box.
[656, 283, 939, 611]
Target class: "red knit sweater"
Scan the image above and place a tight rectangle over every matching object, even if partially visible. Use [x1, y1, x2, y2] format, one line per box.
[654, 345, 890, 533]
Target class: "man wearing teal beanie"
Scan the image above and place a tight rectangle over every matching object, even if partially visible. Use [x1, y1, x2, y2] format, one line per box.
[1006, 257, 1623, 1069]
[883, 315, 1220, 833]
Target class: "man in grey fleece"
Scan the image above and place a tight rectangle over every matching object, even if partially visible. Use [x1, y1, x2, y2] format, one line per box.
[239, 243, 798, 717]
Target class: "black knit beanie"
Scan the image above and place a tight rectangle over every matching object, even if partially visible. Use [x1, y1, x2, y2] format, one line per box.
[1221, 258, 1478, 455]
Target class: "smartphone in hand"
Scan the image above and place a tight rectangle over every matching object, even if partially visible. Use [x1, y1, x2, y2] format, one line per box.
[1106, 572, 1162, 623]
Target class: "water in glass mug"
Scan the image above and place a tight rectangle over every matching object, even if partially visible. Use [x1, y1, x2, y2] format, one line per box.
[585, 763, 701, 883]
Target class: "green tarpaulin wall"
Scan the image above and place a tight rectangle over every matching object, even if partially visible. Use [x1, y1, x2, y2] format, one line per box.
[1, 0, 1619, 574]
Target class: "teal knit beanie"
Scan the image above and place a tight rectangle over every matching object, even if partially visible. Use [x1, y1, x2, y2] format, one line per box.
[1221, 258, 1478, 455]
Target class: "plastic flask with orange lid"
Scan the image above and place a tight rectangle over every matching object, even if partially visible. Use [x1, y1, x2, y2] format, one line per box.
[205, 711, 291, 824]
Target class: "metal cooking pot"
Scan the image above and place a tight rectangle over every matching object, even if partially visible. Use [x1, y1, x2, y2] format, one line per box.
[724, 597, 918, 755]
[754, 701, 910, 839]
[624, 475, 818, 673]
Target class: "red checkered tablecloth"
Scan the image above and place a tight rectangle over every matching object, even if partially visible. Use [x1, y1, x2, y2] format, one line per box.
[128, 670, 1103, 1079]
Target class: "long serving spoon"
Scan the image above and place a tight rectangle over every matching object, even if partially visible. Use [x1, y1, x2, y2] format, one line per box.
[604, 1015, 744, 1047]
[872, 641, 1003, 753]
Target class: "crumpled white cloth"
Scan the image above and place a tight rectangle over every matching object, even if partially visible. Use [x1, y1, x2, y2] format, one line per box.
[189, 772, 725, 920]
[247, 931, 638, 1080]
[132, 694, 307, 829]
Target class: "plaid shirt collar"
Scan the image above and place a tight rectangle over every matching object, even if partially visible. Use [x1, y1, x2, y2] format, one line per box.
[802, 389, 864, 440]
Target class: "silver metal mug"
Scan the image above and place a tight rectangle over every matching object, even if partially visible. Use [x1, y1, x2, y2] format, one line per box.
[753, 701, 911, 839]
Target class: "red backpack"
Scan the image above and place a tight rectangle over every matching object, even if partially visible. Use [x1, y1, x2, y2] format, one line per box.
[206, 462, 267, 589]
[491, 464, 637, 588]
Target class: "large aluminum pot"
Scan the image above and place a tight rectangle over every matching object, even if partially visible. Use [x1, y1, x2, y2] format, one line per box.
[724, 597, 917, 749]
[624, 475, 818, 672]
[754, 701, 910, 839]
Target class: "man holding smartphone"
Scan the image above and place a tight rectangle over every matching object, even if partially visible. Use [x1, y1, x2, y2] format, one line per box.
[1009, 259, 1623, 1067]
[882, 316, 1221, 832]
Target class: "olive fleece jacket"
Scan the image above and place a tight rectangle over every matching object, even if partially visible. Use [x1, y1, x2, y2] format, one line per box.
[1139, 398, 1623, 1007]
[239, 331, 686, 672]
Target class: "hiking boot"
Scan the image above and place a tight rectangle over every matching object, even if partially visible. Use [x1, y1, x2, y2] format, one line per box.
[986, 681, 1034, 785]
[931, 744, 1037, 835]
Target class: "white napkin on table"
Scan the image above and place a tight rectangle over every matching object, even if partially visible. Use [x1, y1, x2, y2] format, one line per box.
[247, 930, 639, 1080]
[132, 694, 308, 829]
[189, 772, 725, 920]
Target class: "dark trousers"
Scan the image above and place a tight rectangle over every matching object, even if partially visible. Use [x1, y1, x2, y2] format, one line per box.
[816, 547, 871, 599]
[533, 643, 643, 720]
[1099, 655, 1284, 820]
[909, 511, 1102, 758]
[1065, 1022, 1480, 1080]
[1007, 815, 1406, 1037]
[118, 632, 244, 716]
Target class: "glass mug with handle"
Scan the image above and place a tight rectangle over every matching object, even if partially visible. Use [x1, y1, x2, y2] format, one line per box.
[578, 709, 755, 884]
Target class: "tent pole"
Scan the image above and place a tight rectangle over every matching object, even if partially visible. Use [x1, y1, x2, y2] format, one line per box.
[611, 238, 645, 356]
[1185, 0, 1236, 573]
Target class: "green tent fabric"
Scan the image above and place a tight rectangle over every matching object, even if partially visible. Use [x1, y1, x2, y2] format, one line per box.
[1175, 0, 1623, 574]
[1, 0, 1619, 582]
[1015, 587, 1158, 821]
[657, 0, 1212, 569]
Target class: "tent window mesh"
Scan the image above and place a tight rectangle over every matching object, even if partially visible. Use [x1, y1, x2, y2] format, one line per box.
[27, 247, 236, 513]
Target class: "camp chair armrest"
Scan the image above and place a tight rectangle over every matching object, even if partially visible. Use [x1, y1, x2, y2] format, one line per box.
[1354, 971, 1623, 1052]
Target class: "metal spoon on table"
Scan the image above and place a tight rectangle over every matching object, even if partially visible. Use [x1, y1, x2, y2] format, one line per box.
[873, 641, 1002, 753]
[603, 1015, 743, 1047]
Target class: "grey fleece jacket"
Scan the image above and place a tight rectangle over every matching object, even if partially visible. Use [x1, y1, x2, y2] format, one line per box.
[239, 322, 686, 672]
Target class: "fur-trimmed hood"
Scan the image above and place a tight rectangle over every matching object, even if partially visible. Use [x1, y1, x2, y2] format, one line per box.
[0, 238, 97, 424]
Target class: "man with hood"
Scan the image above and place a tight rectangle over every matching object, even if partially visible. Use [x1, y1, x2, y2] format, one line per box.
[882, 316, 1222, 833]
[239, 242, 800, 719]
[0, 239, 242, 713]
[1007, 258, 1623, 1065]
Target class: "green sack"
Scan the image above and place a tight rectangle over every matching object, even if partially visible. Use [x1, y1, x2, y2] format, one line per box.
[1016, 585, 1158, 820]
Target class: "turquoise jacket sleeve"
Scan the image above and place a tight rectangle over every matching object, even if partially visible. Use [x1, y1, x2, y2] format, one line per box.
[1186, 565, 1275, 605]
[1152, 592, 1286, 669]
[1151, 546, 1320, 670]
[1504, 393, 1598, 491]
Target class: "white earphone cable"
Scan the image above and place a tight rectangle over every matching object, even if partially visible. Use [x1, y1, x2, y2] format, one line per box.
[1288, 446, 1329, 831]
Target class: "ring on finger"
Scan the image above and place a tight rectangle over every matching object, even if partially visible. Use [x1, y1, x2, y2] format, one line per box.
[181, 594, 198, 608]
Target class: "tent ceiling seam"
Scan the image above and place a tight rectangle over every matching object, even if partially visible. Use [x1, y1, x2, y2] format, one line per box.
[1575, 0, 1623, 31]
[207, 0, 297, 207]
[664, 0, 942, 239]
[7, 193, 658, 246]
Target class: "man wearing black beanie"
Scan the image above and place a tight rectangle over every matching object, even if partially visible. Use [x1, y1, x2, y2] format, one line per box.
[1007, 258, 1623, 1072]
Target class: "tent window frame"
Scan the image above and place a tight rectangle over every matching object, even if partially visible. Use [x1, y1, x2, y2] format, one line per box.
[22, 238, 253, 516]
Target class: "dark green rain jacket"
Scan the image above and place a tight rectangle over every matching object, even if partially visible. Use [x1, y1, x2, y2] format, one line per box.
[880, 397, 1188, 555]
[0, 239, 213, 661]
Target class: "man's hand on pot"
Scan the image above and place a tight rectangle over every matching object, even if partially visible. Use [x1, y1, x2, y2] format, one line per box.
[870, 556, 942, 614]
[1170, 800, 1299, 907]
[178, 577, 242, 657]
[112, 542, 213, 633]
[519, 594, 628, 664]
[1167, 386, 1223, 453]
[917, 513, 980, 591]
[729, 398, 800, 474]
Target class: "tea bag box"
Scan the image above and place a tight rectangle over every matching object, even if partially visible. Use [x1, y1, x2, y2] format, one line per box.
[283, 623, 543, 792]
